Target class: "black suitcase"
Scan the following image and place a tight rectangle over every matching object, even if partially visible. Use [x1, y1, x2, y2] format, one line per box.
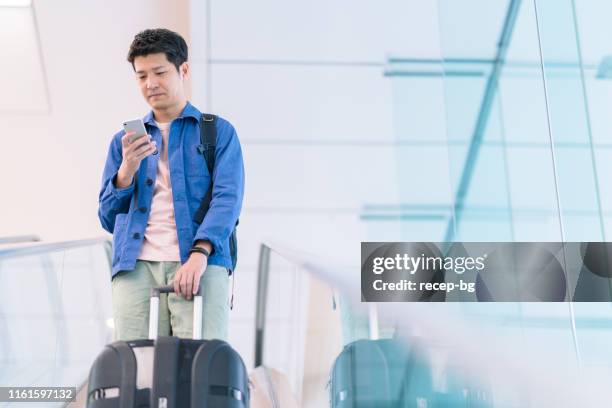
[87, 285, 249, 408]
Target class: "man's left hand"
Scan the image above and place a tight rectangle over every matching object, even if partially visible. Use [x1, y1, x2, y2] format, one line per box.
[173, 253, 208, 300]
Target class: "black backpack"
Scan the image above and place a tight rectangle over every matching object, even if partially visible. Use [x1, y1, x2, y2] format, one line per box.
[193, 114, 239, 273]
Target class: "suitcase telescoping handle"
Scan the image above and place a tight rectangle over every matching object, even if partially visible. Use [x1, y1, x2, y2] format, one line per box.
[149, 285, 203, 340]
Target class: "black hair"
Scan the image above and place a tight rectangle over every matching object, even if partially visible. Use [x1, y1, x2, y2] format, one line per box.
[127, 28, 188, 71]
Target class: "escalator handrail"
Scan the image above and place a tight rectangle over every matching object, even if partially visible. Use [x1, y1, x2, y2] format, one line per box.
[0, 236, 111, 259]
[0, 235, 41, 245]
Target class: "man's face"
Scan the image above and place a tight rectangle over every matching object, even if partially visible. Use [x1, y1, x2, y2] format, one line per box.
[133, 52, 188, 110]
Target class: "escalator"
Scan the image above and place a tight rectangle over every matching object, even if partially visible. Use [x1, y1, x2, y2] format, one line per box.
[2, 237, 612, 407]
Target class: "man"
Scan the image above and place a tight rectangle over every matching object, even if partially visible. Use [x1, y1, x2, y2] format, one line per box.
[98, 28, 244, 341]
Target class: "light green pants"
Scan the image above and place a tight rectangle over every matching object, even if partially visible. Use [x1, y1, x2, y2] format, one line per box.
[112, 260, 229, 341]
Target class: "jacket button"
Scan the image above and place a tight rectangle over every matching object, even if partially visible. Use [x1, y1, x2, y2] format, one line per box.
[133, 233, 140, 239]
[146, 178, 153, 186]
[139, 207, 147, 213]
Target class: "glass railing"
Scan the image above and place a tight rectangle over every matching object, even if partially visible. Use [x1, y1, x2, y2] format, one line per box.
[255, 242, 612, 407]
[0, 238, 113, 408]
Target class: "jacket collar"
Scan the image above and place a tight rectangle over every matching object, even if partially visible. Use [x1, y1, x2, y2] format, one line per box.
[143, 101, 201, 126]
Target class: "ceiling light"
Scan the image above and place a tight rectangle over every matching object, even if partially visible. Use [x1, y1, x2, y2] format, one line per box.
[0, 0, 31, 6]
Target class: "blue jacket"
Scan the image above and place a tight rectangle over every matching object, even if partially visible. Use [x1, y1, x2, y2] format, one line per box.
[98, 102, 244, 278]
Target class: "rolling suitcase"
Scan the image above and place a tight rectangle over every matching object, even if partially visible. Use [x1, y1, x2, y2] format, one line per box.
[87, 285, 249, 408]
[329, 339, 430, 408]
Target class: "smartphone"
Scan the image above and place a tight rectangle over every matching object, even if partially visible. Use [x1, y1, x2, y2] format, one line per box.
[122, 119, 148, 143]
[123, 119, 158, 155]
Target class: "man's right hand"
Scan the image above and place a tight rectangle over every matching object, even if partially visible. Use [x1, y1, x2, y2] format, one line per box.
[115, 132, 157, 188]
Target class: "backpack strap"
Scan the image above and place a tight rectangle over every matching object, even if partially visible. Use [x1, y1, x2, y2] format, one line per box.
[194, 114, 217, 224]
[193, 113, 240, 278]
[198, 114, 217, 175]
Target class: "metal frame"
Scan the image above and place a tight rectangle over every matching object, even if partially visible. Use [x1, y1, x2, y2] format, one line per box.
[254, 244, 271, 367]
[442, 0, 522, 243]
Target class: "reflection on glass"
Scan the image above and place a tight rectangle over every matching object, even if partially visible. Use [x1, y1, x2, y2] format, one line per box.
[259, 247, 501, 407]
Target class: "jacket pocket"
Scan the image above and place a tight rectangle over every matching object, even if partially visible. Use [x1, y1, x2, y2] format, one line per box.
[186, 174, 211, 214]
[184, 147, 211, 178]
[111, 217, 128, 267]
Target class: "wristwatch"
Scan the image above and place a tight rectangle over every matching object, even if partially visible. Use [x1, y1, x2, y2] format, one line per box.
[189, 246, 210, 258]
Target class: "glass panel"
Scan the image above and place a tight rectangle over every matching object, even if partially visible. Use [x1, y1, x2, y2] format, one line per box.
[533, 0, 605, 241]
[534, 0, 612, 390]
[0, 241, 113, 406]
[433, 0, 610, 405]
[261, 251, 343, 406]
[437, 0, 549, 243]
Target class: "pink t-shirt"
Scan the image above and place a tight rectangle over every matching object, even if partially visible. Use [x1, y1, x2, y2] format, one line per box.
[138, 121, 181, 261]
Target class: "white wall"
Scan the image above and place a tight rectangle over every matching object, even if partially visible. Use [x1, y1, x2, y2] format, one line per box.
[0, 0, 190, 240]
[189, 0, 444, 371]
